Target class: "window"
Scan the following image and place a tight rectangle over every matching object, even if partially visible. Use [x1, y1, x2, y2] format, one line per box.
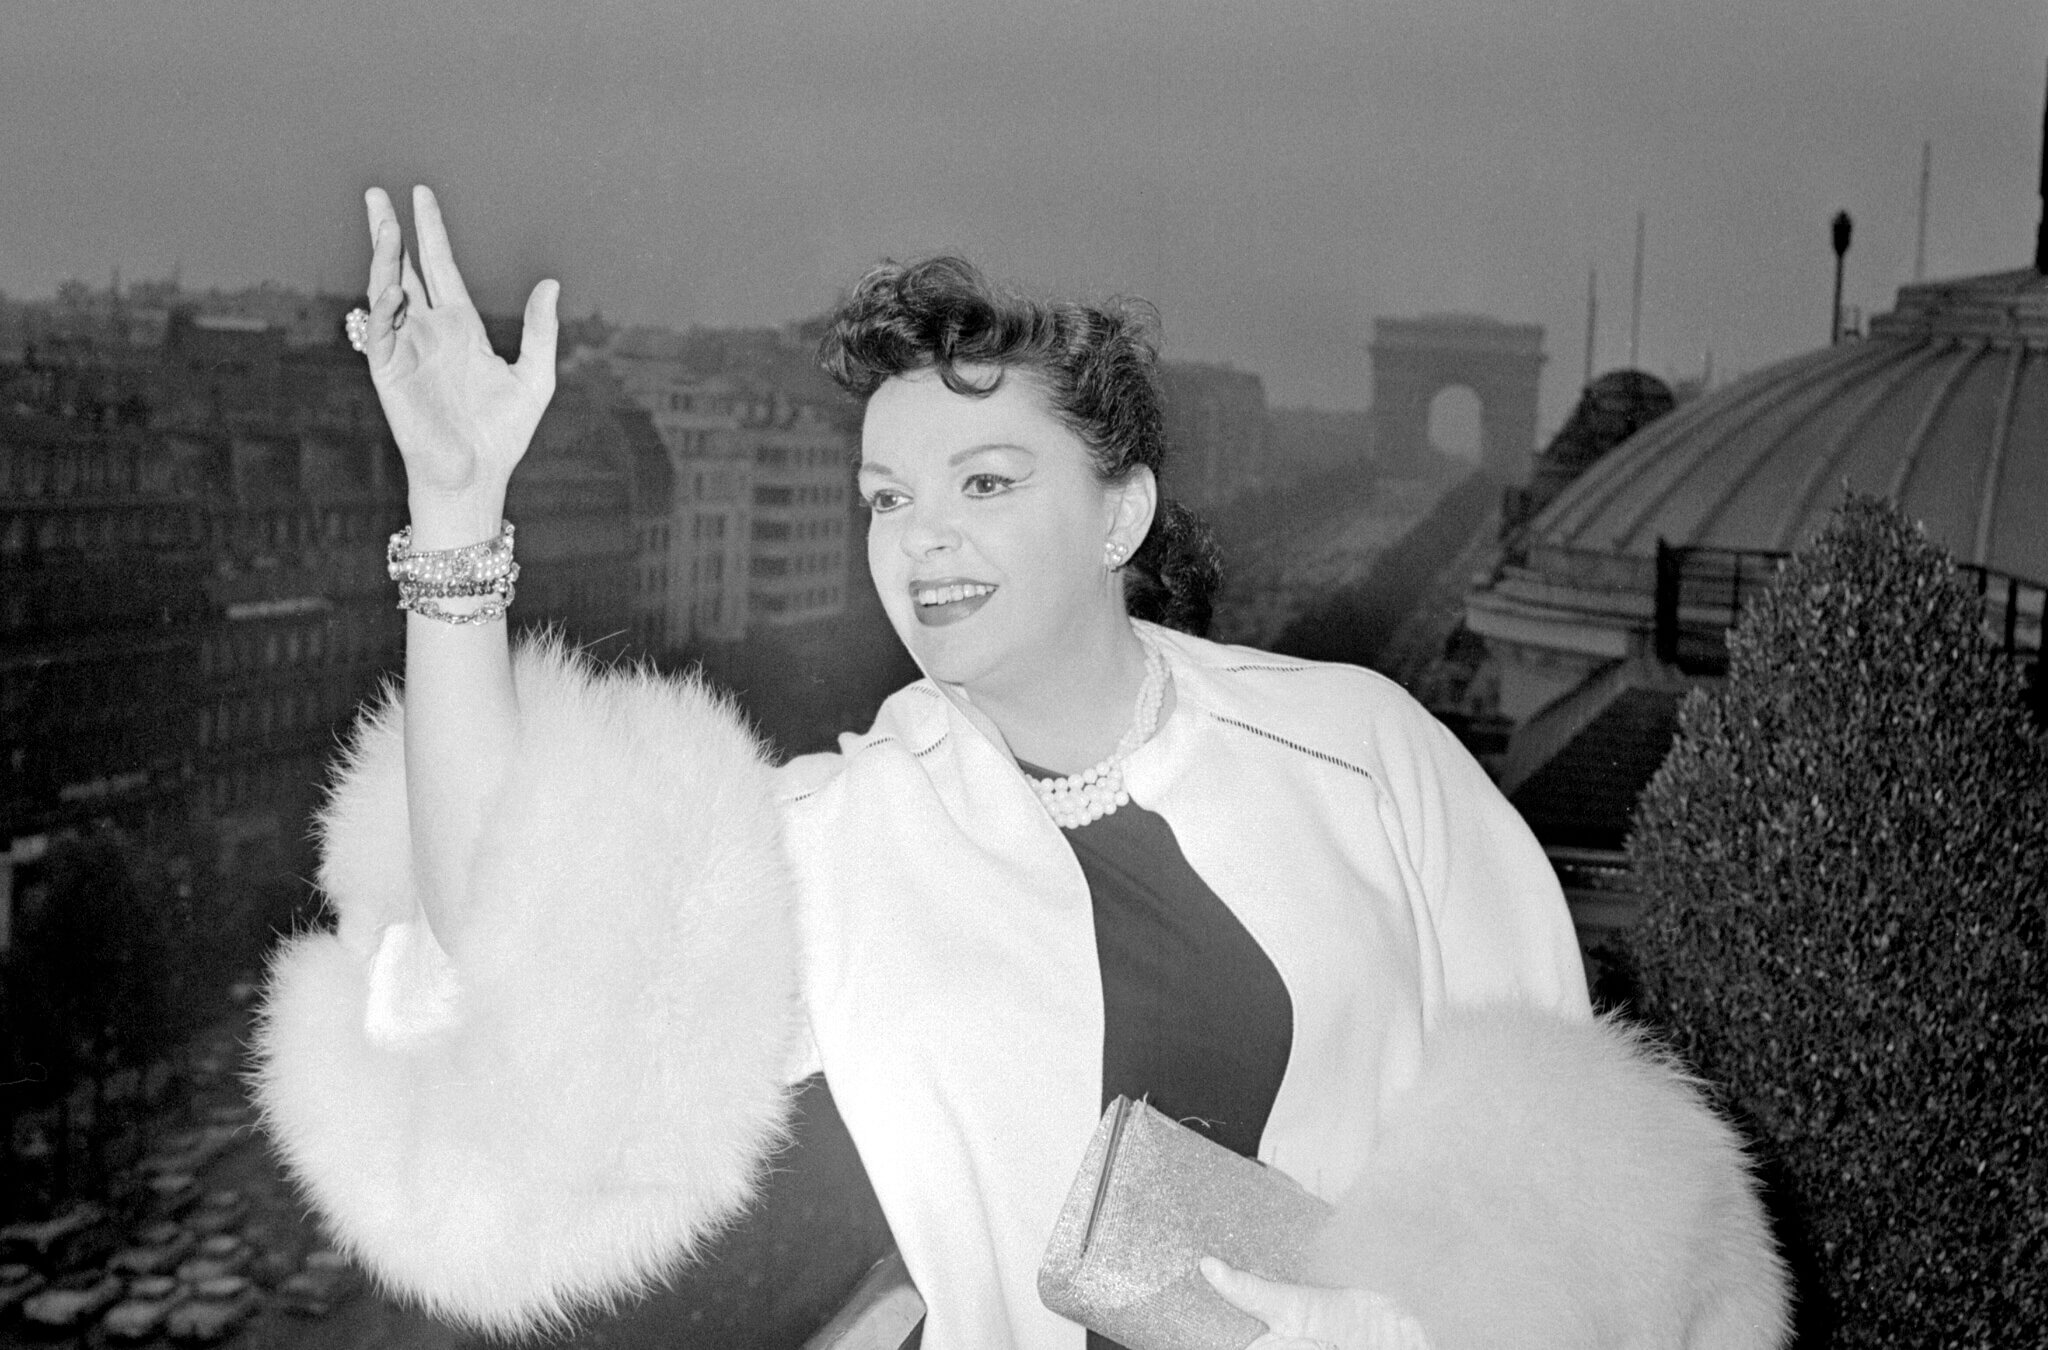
[754, 486, 793, 507]
[753, 521, 791, 541]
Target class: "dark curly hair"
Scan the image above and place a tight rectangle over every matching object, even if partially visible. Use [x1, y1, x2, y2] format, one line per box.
[818, 255, 1223, 636]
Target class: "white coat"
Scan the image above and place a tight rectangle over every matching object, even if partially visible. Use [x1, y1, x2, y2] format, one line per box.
[253, 626, 1790, 1349]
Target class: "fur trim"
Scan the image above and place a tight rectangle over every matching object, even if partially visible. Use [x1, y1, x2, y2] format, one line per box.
[1309, 1006, 1791, 1350]
[252, 638, 802, 1335]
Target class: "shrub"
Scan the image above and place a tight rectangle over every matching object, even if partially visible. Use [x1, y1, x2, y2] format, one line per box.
[1624, 495, 2047, 1346]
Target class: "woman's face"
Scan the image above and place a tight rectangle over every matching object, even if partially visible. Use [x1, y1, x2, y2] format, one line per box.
[858, 366, 1149, 692]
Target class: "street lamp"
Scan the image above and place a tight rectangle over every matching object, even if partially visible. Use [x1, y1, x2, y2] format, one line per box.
[1831, 211, 1853, 344]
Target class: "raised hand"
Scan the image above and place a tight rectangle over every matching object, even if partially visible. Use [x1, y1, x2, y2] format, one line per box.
[357, 185, 559, 540]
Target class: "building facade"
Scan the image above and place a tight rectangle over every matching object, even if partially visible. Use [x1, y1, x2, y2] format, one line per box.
[564, 325, 859, 649]
[742, 397, 852, 629]
[1159, 361, 1270, 507]
[1, 279, 640, 945]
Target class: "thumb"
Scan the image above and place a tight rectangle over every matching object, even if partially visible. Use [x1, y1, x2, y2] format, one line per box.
[1201, 1257, 1293, 1324]
[514, 278, 560, 387]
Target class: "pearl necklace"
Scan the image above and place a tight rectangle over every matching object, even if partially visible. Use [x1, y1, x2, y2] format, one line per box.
[1029, 638, 1169, 829]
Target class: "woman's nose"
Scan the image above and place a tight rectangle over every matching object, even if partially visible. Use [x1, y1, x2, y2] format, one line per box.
[898, 503, 961, 558]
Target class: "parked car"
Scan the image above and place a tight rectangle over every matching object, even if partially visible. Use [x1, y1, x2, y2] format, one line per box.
[109, 1221, 199, 1277]
[187, 1046, 237, 1089]
[145, 1171, 204, 1218]
[186, 1190, 248, 1237]
[142, 1123, 241, 1177]
[20, 1269, 123, 1332]
[241, 1223, 299, 1288]
[175, 1235, 251, 1285]
[0, 1203, 115, 1271]
[278, 1250, 361, 1317]
[166, 1275, 260, 1343]
[202, 1099, 254, 1130]
[100, 1274, 191, 1343]
[0, 1262, 47, 1317]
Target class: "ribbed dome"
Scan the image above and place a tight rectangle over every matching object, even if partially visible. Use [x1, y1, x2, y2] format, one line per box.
[1529, 268, 2048, 584]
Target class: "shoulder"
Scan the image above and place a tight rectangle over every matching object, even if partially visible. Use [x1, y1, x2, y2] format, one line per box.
[1148, 624, 1460, 779]
[772, 677, 951, 804]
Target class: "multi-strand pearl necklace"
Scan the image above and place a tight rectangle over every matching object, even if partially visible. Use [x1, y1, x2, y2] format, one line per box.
[1028, 638, 1169, 829]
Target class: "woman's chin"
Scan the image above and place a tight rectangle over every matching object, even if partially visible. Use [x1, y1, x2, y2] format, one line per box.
[907, 640, 984, 688]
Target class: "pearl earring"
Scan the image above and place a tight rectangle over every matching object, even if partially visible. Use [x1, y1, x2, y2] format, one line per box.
[1105, 541, 1125, 569]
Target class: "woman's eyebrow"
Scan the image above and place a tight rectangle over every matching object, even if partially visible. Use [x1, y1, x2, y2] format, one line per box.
[950, 443, 1033, 465]
[858, 444, 1035, 480]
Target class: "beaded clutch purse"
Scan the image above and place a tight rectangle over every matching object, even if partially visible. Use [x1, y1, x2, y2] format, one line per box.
[1037, 1097, 1333, 1350]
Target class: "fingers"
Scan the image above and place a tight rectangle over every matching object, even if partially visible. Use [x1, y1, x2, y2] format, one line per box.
[365, 188, 401, 304]
[1204, 1261, 1435, 1350]
[364, 280, 405, 366]
[1202, 1257, 1289, 1325]
[412, 184, 475, 311]
[364, 186, 417, 337]
[400, 246, 431, 312]
[513, 279, 561, 389]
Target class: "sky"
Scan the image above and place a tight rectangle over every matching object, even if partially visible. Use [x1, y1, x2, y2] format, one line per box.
[3, 1, 2043, 435]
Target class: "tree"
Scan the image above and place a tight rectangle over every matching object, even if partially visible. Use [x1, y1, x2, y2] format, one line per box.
[1624, 495, 2047, 1346]
[2, 828, 206, 1204]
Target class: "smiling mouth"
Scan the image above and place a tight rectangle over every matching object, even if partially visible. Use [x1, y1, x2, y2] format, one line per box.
[915, 582, 996, 607]
[912, 581, 997, 627]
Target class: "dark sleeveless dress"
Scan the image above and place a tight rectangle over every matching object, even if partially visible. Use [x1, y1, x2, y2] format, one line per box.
[1024, 768, 1296, 1350]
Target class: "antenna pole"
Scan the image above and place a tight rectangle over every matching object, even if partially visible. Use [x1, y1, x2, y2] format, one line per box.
[1914, 140, 1931, 282]
[1628, 211, 1645, 369]
[1584, 267, 1598, 388]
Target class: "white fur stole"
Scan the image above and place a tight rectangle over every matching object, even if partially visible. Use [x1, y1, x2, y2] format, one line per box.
[1310, 1006, 1792, 1349]
[252, 639, 802, 1335]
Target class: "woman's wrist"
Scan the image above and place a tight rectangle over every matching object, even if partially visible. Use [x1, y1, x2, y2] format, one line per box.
[406, 488, 510, 551]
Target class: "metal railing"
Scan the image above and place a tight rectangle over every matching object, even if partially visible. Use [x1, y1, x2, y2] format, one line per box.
[803, 1251, 923, 1350]
[1653, 540, 2045, 676]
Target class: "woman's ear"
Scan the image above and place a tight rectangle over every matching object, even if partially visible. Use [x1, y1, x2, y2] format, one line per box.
[1107, 466, 1158, 561]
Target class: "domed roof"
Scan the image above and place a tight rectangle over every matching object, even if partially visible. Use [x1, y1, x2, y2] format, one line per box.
[1528, 268, 2048, 584]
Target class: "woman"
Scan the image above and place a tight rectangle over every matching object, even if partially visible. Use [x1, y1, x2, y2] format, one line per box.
[256, 186, 1789, 1350]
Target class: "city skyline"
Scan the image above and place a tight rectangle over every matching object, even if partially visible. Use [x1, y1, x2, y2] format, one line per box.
[3, 0, 2044, 434]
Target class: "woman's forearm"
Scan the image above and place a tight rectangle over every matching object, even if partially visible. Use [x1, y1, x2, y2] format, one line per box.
[343, 185, 561, 948]
[400, 484, 520, 949]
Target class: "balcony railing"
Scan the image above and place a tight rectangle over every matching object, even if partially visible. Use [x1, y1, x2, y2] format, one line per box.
[1653, 539, 2045, 676]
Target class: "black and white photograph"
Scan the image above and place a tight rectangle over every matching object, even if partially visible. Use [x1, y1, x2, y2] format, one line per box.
[2, 4, 2043, 1348]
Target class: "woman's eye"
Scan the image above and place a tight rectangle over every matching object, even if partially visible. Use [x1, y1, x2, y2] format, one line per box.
[963, 473, 1014, 497]
[864, 489, 908, 513]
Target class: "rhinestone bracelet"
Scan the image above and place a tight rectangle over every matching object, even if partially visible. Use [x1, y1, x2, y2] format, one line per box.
[387, 521, 517, 587]
[389, 521, 517, 625]
[399, 563, 522, 601]
[398, 572, 517, 625]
